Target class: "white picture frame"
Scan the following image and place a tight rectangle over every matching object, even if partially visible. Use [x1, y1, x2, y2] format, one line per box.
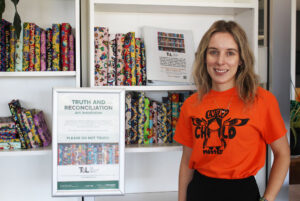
[52, 87, 125, 196]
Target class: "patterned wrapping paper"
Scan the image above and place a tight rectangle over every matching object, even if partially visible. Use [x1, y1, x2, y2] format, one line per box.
[25, 110, 43, 147]
[138, 92, 145, 144]
[68, 34, 75, 71]
[4, 23, 10, 71]
[52, 24, 61, 71]
[151, 101, 158, 143]
[46, 28, 53, 71]
[156, 102, 163, 144]
[94, 27, 109, 86]
[40, 29, 46, 71]
[0, 128, 17, 140]
[125, 93, 132, 144]
[21, 110, 39, 148]
[22, 22, 30, 71]
[0, 139, 21, 150]
[8, 100, 27, 148]
[107, 38, 116, 86]
[0, 19, 11, 71]
[34, 25, 41, 71]
[61, 23, 71, 71]
[123, 32, 132, 86]
[130, 92, 139, 144]
[115, 33, 125, 86]
[28, 23, 35, 71]
[163, 96, 173, 143]
[15, 27, 23, 72]
[130, 32, 136, 86]
[135, 38, 143, 85]
[8, 25, 15, 72]
[33, 110, 51, 147]
[161, 103, 168, 143]
[171, 93, 180, 138]
[144, 97, 151, 143]
[148, 100, 154, 143]
[141, 40, 147, 85]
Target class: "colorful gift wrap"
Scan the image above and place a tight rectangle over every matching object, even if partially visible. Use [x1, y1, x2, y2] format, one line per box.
[107, 38, 116, 86]
[8, 25, 15, 72]
[115, 33, 125, 86]
[61, 23, 71, 71]
[125, 93, 132, 144]
[138, 92, 145, 144]
[68, 34, 75, 71]
[25, 110, 43, 147]
[0, 139, 21, 150]
[0, 19, 11, 71]
[4, 22, 10, 71]
[171, 93, 180, 138]
[33, 110, 51, 147]
[46, 28, 53, 71]
[34, 25, 41, 71]
[40, 29, 46, 71]
[135, 38, 143, 85]
[124, 32, 135, 86]
[151, 101, 158, 143]
[148, 101, 154, 143]
[163, 96, 173, 143]
[52, 24, 61, 71]
[15, 27, 23, 72]
[22, 22, 30, 71]
[156, 103, 163, 144]
[28, 23, 35, 71]
[144, 97, 150, 144]
[161, 103, 168, 143]
[94, 27, 109, 86]
[141, 41, 147, 85]
[21, 110, 37, 148]
[130, 92, 139, 144]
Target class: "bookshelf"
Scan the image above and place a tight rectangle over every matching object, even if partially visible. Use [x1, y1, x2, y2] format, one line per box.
[86, 0, 259, 198]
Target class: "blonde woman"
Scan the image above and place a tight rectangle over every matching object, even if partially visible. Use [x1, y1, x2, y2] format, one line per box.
[174, 20, 290, 201]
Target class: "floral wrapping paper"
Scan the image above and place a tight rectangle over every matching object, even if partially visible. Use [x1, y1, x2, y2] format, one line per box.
[0, 19, 11, 71]
[33, 110, 51, 147]
[69, 34, 75, 71]
[46, 28, 53, 71]
[22, 22, 30, 71]
[15, 27, 23, 72]
[171, 93, 180, 138]
[135, 38, 143, 85]
[130, 33, 136, 86]
[138, 92, 145, 144]
[125, 93, 132, 144]
[40, 29, 46, 71]
[144, 98, 150, 144]
[124, 32, 133, 85]
[22, 110, 39, 148]
[4, 23, 10, 71]
[25, 110, 43, 147]
[148, 101, 154, 143]
[151, 101, 158, 143]
[34, 25, 41, 71]
[161, 103, 168, 143]
[107, 38, 116, 86]
[28, 23, 35, 71]
[94, 27, 109, 86]
[163, 96, 173, 143]
[156, 102, 163, 144]
[141, 41, 147, 85]
[130, 92, 139, 144]
[61, 23, 71, 71]
[8, 25, 15, 72]
[52, 24, 61, 71]
[115, 33, 125, 86]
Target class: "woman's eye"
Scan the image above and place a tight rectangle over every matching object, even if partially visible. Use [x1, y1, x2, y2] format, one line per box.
[208, 50, 218, 55]
[227, 51, 235, 56]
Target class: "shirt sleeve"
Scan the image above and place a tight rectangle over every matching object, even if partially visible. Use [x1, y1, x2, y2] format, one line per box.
[174, 100, 193, 148]
[261, 92, 287, 144]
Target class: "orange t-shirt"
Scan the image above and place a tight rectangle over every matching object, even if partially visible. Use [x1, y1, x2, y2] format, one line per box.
[174, 87, 287, 179]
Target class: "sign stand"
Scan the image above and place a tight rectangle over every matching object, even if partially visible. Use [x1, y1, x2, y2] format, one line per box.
[52, 88, 125, 197]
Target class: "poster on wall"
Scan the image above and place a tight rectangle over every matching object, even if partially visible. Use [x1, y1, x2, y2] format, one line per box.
[52, 88, 125, 196]
[142, 26, 195, 84]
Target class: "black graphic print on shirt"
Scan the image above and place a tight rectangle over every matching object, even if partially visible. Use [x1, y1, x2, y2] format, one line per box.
[192, 108, 249, 155]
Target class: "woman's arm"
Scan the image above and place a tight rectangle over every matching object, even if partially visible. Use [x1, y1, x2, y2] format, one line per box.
[178, 145, 194, 201]
[263, 135, 290, 201]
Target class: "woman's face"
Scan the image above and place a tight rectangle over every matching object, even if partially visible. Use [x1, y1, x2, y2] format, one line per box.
[206, 32, 241, 91]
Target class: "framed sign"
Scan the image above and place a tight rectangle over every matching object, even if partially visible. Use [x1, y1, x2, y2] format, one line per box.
[52, 88, 125, 196]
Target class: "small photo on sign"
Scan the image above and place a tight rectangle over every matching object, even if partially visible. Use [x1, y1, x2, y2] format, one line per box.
[157, 32, 185, 53]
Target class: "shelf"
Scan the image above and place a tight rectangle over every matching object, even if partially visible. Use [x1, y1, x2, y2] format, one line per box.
[92, 85, 196, 91]
[93, 0, 256, 15]
[125, 143, 182, 153]
[0, 71, 76, 77]
[0, 146, 51, 157]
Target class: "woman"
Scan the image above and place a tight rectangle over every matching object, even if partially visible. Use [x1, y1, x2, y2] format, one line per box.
[174, 20, 290, 201]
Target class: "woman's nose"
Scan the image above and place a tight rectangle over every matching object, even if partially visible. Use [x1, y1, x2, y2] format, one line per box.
[217, 53, 226, 65]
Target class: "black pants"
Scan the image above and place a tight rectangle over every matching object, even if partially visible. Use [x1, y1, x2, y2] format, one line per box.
[187, 170, 261, 201]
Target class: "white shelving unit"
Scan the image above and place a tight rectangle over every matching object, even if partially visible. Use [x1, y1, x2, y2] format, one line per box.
[87, 0, 259, 199]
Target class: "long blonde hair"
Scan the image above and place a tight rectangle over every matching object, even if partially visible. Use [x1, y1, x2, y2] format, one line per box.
[193, 20, 259, 104]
